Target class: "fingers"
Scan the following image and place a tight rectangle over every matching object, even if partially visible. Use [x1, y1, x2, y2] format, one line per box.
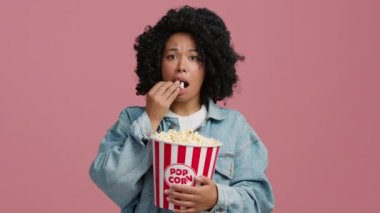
[165, 189, 196, 201]
[166, 179, 217, 212]
[145, 80, 181, 131]
[167, 89, 180, 103]
[151, 81, 180, 98]
[148, 81, 180, 106]
[170, 184, 198, 194]
[170, 176, 211, 193]
[195, 176, 211, 185]
[167, 196, 194, 207]
[163, 81, 180, 101]
[166, 191, 198, 212]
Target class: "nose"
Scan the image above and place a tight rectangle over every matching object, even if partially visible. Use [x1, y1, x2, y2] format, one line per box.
[177, 66, 187, 73]
[177, 57, 187, 73]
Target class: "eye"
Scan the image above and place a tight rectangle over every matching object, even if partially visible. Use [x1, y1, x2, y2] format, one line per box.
[166, 54, 176, 60]
[189, 55, 200, 62]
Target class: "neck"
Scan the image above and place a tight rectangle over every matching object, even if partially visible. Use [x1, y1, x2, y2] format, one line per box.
[170, 99, 202, 116]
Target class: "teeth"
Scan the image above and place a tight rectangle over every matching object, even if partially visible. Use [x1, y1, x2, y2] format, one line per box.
[179, 81, 185, 89]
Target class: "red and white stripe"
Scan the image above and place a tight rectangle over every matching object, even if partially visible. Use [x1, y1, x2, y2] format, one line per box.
[152, 140, 220, 210]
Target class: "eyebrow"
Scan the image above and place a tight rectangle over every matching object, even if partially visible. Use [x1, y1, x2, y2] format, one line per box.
[165, 48, 199, 52]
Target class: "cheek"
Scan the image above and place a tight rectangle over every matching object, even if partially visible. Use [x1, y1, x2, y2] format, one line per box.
[161, 63, 175, 80]
[195, 68, 205, 84]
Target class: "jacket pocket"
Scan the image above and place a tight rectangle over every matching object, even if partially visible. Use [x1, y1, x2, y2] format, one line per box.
[214, 152, 234, 183]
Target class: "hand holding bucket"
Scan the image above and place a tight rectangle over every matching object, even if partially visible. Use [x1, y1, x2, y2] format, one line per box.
[152, 130, 222, 210]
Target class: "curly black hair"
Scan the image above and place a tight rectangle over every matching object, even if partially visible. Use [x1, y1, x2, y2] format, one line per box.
[134, 5, 244, 104]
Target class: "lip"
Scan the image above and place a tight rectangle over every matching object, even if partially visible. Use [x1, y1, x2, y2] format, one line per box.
[173, 77, 189, 88]
[178, 86, 187, 95]
[173, 77, 188, 84]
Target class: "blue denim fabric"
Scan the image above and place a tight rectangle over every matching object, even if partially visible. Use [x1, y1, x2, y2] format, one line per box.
[89, 100, 274, 213]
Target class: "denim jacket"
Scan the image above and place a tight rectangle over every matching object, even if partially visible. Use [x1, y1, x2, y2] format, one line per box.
[89, 100, 274, 213]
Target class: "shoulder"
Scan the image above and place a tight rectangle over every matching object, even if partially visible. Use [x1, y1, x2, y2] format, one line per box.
[217, 106, 261, 143]
[121, 106, 145, 114]
[118, 106, 146, 122]
[217, 105, 247, 123]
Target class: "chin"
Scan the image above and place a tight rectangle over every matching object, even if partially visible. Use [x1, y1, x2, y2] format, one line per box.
[175, 93, 200, 104]
[173, 96, 187, 103]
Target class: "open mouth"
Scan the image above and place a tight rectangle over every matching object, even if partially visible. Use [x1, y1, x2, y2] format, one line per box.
[179, 81, 189, 89]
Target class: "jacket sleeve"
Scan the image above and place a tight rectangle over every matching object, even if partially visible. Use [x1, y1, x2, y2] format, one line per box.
[209, 116, 275, 213]
[89, 108, 153, 208]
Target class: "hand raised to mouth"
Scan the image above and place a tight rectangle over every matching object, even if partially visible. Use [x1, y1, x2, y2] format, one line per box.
[146, 80, 181, 132]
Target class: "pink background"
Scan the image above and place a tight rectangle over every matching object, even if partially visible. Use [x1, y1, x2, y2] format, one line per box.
[1, 0, 379, 212]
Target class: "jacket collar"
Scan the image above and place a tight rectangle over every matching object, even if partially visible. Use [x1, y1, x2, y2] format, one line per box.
[206, 99, 226, 121]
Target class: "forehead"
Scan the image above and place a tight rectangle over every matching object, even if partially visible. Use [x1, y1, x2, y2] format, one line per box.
[164, 32, 198, 50]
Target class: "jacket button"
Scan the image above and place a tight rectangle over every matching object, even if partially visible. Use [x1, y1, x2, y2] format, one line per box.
[141, 138, 148, 145]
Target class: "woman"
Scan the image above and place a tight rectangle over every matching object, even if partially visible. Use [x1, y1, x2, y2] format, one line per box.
[90, 5, 274, 213]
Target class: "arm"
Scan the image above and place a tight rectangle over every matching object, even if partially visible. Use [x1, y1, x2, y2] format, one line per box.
[89, 108, 153, 208]
[211, 138, 275, 213]
[209, 113, 275, 213]
[89, 80, 181, 208]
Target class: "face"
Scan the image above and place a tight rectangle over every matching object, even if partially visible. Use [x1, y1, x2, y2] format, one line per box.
[161, 32, 205, 105]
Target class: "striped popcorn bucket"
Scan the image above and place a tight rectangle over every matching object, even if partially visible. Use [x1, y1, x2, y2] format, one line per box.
[152, 139, 221, 210]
